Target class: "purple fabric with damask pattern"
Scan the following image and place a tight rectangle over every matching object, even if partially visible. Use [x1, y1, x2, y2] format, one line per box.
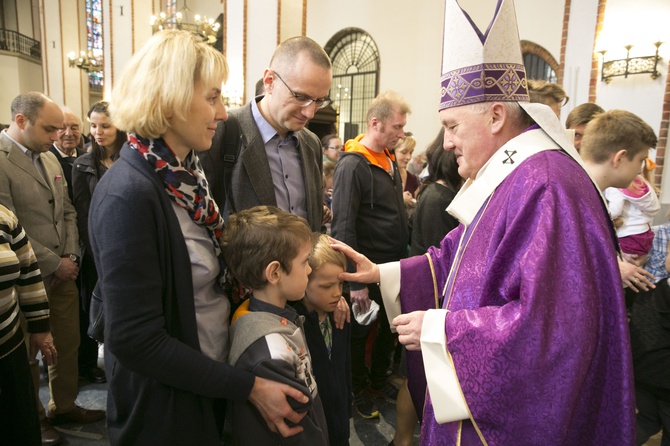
[400, 149, 635, 445]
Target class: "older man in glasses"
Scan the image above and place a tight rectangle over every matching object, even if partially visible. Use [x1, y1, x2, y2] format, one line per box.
[200, 36, 331, 233]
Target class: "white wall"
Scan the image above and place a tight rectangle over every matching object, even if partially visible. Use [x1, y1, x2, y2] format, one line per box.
[308, 0, 565, 153]
[3, 0, 17, 30]
[308, 0, 445, 153]
[562, 0, 670, 201]
[516, 0, 564, 59]
[225, 0, 245, 105]
[246, 0, 279, 98]
[595, 0, 669, 131]
[562, 0, 599, 115]
[562, 0, 669, 134]
[0, 54, 43, 124]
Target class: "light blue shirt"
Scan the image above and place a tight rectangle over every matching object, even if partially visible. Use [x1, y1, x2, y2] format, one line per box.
[251, 100, 307, 219]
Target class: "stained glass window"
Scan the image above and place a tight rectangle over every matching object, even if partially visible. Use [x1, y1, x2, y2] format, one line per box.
[86, 0, 103, 91]
[166, 0, 177, 16]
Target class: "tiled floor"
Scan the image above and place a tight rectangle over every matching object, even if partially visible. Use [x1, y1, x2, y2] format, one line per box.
[38, 353, 661, 445]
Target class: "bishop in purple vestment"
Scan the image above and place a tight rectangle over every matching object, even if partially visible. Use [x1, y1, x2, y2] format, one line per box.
[332, 0, 636, 444]
[393, 144, 635, 445]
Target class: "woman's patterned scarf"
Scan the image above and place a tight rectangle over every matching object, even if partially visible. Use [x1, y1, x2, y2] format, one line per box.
[128, 134, 224, 257]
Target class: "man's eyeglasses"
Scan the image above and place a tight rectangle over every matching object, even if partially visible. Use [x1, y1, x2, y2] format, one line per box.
[273, 71, 331, 109]
[327, 145, 344, 151]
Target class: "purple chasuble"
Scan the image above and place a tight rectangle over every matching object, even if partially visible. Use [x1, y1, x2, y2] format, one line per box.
[399, 150, 635, 445]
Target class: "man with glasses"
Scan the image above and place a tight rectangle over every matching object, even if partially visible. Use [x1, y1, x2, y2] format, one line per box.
[201, 36, 331, 233]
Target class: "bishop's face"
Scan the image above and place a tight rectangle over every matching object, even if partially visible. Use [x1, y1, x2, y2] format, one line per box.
[440, 104, 498, 180]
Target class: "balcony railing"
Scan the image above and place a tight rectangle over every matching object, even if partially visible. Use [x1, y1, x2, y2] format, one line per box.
[0, 29, 41, 61]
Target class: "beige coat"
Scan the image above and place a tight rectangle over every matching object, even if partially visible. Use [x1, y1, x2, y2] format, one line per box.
[0, 132, 78, 276]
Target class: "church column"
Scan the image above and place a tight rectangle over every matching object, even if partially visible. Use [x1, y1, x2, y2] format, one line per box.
[39, 0, 89, 118]
[101, 0, 159, 100]
[223, 0, 306, 107]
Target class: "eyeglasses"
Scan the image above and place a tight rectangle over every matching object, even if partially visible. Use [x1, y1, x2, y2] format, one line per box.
[327, 145, 344, 151]
[273, 71, 331, 109]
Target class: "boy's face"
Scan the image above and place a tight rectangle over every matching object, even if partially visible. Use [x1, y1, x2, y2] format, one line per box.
[278, 240, 312, 302]
[304, 262, 344, 314]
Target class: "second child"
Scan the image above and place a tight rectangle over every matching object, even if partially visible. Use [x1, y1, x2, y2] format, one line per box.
[222, 206, 329, 446]
[581, 109, 659, 292]
[294, 234, 352, 446]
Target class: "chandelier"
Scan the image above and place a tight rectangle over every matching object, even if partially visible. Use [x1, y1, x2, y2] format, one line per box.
[150, 0, 220, 45]
[67, 51, 103, 72]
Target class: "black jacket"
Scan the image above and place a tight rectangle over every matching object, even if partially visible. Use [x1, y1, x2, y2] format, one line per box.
[295, 301, 352, 446]
[331, 151, 408, 289]
[228, 297, 329, 445]
[49, 145, 85, 201]
[198, 99, 324, 232]
[72, 152, 102, 306]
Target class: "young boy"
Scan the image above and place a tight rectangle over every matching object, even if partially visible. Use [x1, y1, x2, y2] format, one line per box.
[294, 234, 352, 446]
[222, 206, 329, 446]
[581, 109, 658, 294]
[581, 109, 657, 193]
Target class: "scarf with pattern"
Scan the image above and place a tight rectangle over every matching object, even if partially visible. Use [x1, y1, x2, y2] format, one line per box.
[128, 134, 224, 257]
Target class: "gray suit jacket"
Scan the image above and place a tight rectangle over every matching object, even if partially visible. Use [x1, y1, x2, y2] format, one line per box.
[0, 132, 79, 276]
[199, 99, 324, 232]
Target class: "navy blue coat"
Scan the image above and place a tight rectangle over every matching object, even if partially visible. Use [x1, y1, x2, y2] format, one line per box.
[89, 145, 255, 445]
[294, 301, 352, 446]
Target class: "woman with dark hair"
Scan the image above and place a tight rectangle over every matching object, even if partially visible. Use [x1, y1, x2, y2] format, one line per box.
[85, 101, 126, 171]
[409, 128, 463, 256]
[321, 133, 343, 163]
[71, 101, 127, 384]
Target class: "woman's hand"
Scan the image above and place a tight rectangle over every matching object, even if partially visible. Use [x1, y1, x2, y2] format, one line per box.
[248, 377, 308, 437]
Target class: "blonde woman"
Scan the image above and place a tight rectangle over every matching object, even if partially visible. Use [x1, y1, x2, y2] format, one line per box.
[89, 30, 308, 445]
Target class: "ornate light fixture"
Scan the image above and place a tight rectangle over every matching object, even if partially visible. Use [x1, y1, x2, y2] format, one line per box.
[599, 42, 663, 83]
[67, 50, 102, 72]
[150, 0, 220, 45]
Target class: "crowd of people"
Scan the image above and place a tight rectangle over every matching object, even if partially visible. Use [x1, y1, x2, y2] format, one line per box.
[0, 0, 668, 445]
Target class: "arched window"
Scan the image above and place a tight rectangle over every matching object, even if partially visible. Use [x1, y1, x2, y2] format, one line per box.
[521, 40, 559, 84]
[86, 0, 104, 92]
[324, 29, 380, 140]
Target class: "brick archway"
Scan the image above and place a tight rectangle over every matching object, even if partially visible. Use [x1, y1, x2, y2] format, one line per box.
[521, 40, 561, 84]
